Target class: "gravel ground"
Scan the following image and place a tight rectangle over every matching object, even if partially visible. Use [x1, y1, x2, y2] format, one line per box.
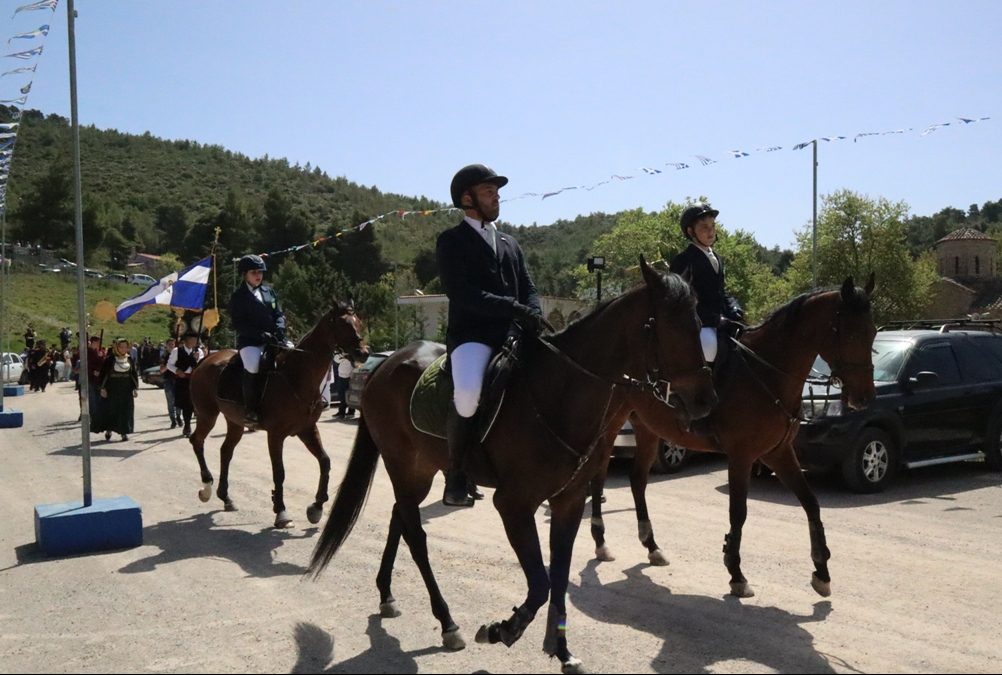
[1, 381, 1001, 673]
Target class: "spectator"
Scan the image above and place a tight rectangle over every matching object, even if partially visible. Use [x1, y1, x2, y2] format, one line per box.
[93, 337, 139, 442]
[59, 326, 71, 351]
[24, 324, 36, 351]
[159, 337, 178, 429]
[333, 353, 356, 418]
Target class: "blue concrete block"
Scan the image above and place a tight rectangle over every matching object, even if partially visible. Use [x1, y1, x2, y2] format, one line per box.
[0, 408, 23, 428]
[35, 496, 143, 556]
[3, 384, 26, 396]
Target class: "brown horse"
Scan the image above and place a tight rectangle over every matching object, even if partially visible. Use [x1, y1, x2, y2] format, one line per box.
[307, 261, 717, 673]
[188, 301, 368, 528]
[589, 276, 877, 598]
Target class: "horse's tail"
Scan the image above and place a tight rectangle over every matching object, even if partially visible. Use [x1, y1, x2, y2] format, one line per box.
[306, 416, 380, 579]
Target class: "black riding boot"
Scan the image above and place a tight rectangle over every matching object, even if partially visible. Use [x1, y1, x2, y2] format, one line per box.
[242, 371, 262, 424]
[443, 408, 476, 507]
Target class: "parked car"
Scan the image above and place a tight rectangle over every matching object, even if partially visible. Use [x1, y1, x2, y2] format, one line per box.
[141, 365, 165, 388]
[127, 273, 157, 286]
[346, 352, 393, 411]
[83, 268, 104, 278]
[613, 419, 693, 474]
[795, 320, 1002, 492]
[1, 352, 25, 384]
[106, 273, 128, 283]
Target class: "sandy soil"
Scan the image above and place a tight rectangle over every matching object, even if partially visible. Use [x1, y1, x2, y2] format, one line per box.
[1, 381, 1001, 673]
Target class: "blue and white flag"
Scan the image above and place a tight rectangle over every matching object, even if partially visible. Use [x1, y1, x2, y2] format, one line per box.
[115, 256, 212, 323]
[7, 25, 49, 43]
[5, 46, 43, 60]
[13, 0, 58, 16]
[2, 64, 36, 76]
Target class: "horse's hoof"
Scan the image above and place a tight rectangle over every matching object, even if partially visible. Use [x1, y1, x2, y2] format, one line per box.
[306, 504, 323, 524]
[379, 601, 401, 618]
[595, 545, 615, 562]
[475, 624, 490, 644]
[224, 501, 238, 512]
[648, 549, 670, 566]
[274, 512, 294, 528]
[729, 581, 755, 598]
[811, 574, 832, 597]
[198, 482, 213, 503]
[442, 627, 466, 651]
[562, 656, 586, 674]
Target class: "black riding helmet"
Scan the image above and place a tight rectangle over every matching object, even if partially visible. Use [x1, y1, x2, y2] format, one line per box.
[450, 164, 508, 208]
[679, 203, 719, 240]
[237, 254, 267, 274]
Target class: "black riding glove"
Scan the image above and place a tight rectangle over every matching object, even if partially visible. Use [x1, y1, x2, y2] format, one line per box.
[719, 317, 745, 340]
[512, 302, 544, 336]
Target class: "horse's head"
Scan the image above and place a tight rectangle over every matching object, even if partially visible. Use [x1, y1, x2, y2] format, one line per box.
[317, 301, 369, 363]
[817, 274, 877, 411]
[639, 257, 717, 422]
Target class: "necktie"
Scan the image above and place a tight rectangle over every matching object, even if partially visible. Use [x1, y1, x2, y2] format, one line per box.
[707, 249, 720, 274]
[482, 222, 497, 256]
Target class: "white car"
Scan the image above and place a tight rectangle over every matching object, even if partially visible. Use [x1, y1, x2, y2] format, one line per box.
[1, 352, 25, 384]
[127, 273, 157, 286]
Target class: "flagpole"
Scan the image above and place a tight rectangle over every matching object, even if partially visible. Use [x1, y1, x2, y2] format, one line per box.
[67, 0, 92, 505]
[812, 139, 818, 289]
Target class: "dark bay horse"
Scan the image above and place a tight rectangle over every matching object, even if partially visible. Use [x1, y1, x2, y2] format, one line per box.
[188, 301, 368, 528]
[307, 261, 717, 673]
[590, 276, 877, 598]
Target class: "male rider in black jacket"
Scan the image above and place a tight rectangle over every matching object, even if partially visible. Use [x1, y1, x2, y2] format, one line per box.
[436, 164, 543, 507]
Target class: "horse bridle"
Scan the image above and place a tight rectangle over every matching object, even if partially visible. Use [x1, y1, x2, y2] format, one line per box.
[825, 308, 874, 388]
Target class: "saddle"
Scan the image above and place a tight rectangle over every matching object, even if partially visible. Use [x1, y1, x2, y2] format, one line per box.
[410, 334, 522, 442]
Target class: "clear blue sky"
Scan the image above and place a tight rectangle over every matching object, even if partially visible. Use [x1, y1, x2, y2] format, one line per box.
[7, 0, 1001, 249]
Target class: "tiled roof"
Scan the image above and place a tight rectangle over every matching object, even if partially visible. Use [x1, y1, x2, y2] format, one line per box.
[936, 227, 996, 243]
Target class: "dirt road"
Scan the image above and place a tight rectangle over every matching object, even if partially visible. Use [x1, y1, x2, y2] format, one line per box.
[1, 381, 1000, 673]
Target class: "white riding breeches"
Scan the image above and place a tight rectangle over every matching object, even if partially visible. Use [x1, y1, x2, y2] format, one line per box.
[700, 327, 718, 363]
[240, 346, 263, 374]
[451, 342, 492, 419]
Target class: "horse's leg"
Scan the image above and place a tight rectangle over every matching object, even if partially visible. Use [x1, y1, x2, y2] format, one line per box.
[215, 419, 244, 512]
[543, 489, 588, 674]
[296, 424, 331, 525]
[375, 504, 405, 619]
[189, 408, 219, 504]
[393, 495, 467, 650]
[762, 442, 832, 597]
[267, 430, 293, 528]
[723, 454, 755, 598]
[631, 420, 669, 566]
[476, 496, 549, 651]
[589, 452, 615, 562]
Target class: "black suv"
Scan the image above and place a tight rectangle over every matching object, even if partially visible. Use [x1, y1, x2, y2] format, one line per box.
[795, 319, 1002, 492]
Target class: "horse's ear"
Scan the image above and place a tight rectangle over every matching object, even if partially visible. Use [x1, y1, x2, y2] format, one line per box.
[639, 254, 658, 287]
[841, 277, 855, 301]
[864, 272, 875, 297]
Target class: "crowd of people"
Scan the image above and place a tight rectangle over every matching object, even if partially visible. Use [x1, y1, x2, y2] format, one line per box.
[13, 321, 362, 440]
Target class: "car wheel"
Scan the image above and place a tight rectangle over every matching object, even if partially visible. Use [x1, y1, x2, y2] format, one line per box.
[983, 407, 1002, 471]
[652, 440, 689, 474]
[841, 427, 898, 493]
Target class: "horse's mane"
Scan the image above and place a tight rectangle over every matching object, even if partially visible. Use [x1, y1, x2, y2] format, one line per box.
[747, 284, 871, 333]
[553, 271, 695, 339]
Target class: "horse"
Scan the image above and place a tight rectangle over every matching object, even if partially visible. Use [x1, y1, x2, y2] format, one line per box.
[588, 275, 877, 599]
[307, 260, 718, 674]
[187, 300, 368, 528]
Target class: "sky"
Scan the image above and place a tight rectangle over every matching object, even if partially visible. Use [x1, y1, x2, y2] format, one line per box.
[5, 0, 1001, 250]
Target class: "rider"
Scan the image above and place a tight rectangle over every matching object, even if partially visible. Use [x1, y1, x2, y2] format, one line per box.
[229, 254, 287, 424]
[436, 163, 544, 507]
[669, 203, 744, 367]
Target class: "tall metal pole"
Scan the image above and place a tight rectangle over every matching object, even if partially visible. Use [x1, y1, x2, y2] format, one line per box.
[67, 0, 92, 506]
[812, 139, 818, 289]
[596, 270, 602, 305]
[0, 212, 7, 409]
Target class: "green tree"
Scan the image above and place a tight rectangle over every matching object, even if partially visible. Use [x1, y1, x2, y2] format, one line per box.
[784, 189, 938, 323]
[258, 187, 314, 266]
[154, 205, 189, 249]
[13, 156, 73, 248]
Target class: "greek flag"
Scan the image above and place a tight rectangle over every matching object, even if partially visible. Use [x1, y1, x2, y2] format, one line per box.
[13, 0, 58, 16]
[115, 256, 212, 323]
[8, 25, 49, 43]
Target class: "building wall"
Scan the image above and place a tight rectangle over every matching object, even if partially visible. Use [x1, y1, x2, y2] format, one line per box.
[925, 279, 975, 319]
[936, 239, 997, 279]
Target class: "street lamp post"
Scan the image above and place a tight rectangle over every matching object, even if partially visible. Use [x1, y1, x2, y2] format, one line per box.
[587, 255, 605, 305]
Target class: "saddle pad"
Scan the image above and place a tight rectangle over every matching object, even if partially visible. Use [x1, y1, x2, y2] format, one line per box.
[217, 355, 245, 404]
[409, 353, 504, 443]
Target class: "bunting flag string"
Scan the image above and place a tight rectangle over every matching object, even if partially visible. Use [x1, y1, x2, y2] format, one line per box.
[236, 113, 992, 264]
[0, 0, 61, 217]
